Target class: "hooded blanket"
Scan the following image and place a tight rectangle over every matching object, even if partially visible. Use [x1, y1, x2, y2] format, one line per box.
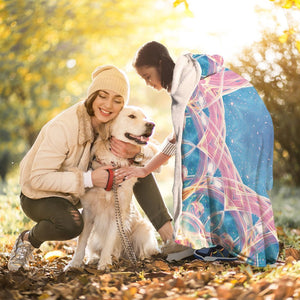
[170, 54, 279, 267]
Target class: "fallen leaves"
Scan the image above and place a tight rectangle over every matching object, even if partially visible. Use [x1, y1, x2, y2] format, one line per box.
[0, 241, 300, 299]
[285, 247, 300, 261]
[44, 250, 66, 262]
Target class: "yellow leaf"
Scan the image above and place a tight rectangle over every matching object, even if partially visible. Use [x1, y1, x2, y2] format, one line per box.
[44, 250, 66, 261]
[38, 293, 51, 300]
[288, 28, 295, 35]
[173, 0, 190, 9]
[185, 8, 194, 17]
[279, 32, 289, 43]
[295, 0, 300, 8]
[282, 0, 293, 8]
[173, 0, 184, 8]
[122, 286, 138, 299]
[296, 40, 300, 53]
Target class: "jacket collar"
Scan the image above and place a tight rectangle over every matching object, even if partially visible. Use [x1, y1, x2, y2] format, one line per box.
[77, 102, 94, 145]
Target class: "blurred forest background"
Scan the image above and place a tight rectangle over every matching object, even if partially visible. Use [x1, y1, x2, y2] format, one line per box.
[0, 0, 300, 229]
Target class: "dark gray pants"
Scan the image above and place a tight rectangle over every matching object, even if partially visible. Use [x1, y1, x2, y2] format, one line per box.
[21, 174, 172, 248]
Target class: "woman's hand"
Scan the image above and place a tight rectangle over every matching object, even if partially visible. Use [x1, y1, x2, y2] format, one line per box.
[115, 166, 149, 181]
[110, 137, 140, 159]
[91, 166, 123, 188]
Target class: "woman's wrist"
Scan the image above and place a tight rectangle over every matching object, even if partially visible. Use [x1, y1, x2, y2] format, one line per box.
[83, 170, 93, 188]
[143, 165, 152, 177]
[91, 168, 109, 188]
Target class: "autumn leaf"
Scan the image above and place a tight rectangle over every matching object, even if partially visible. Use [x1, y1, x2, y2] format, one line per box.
[173, 0, 188, 8]
[173, 0, 194, 17]
[44, 250, 66, 261]
[2, 240, 300, 299]
[295, 0, 300, 8]
[296, 40, 300, 52]
[279, 32, 289, 43]
[282, 0, 293, 8]
[153, 260, 170, 271]
[285, 248, 300, 260]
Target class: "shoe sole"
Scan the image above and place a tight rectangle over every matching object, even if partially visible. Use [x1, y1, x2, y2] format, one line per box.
[166, 248, 195, 262]
[194, 250, 237, 262]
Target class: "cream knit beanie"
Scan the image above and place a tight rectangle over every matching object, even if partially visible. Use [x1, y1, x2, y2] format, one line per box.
[87, 65, 129, 104]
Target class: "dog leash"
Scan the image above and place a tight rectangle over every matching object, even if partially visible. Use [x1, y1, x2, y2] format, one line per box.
[113, 178, 137, 267]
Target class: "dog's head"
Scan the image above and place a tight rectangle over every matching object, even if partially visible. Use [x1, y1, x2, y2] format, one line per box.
[111, 106, 155, 145]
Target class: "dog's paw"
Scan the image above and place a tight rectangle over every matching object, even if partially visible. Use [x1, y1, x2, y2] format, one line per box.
[64, 260, 83, 272]
[97, 258, 112, 270]
[97, 263, 111, 271]
[86, 257, 99, 266]
[139, 247, 160, 260]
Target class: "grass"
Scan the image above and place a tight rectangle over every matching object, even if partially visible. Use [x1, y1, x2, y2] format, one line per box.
[0, 177, 33, 252]
[270, 185, 300, 229]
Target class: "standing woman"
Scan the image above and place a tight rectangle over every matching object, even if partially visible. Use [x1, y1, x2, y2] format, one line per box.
[8, 65, 172, 272]
[116, 41, 279, 267]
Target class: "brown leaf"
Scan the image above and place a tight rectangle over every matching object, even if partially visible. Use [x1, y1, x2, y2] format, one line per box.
[144, 271, 171, 278]
[172, 297, 197, 300]
[183, 259, 207, 270]
[276, 226, 287, 237]
[196, 286, 217, 298]
[197, 271, 212, 284]
[153, 260, 170, 271]
[100, 286, 119, 295]
[285, 255, 296, 264]
[285, 248, 300, 261]
[150, 291, 168, 298]
[122, 286, 139, 300]
[171, 277, 186, 289]
[251, 279, 271, 294]
[234, 273, 248, 285]
[274, 278, 295, 300]
[217, 285, 234, 300]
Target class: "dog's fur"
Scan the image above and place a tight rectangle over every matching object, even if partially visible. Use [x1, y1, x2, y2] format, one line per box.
[66, 106, 159, 270]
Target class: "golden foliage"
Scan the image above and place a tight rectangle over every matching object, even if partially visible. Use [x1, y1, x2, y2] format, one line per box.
[269, 0, 300, 52]
[173, 0, 193, 17]
[270, 0, 300, 8]
[0, 0, 183, 152]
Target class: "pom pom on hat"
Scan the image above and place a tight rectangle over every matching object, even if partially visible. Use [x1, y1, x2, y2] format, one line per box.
[87, 65, 129, 104]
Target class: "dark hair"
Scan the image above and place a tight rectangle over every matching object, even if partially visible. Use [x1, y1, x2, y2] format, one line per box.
[84, 91, 99, 116]
[133, 41, 175, 91]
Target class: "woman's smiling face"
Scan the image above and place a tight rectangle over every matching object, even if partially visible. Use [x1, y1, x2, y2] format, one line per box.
[136, 65, 162, 91]
[91, 89, 124, 126]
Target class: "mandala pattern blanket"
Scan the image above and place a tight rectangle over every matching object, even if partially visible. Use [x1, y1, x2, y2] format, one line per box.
[171, 54, 279, 266]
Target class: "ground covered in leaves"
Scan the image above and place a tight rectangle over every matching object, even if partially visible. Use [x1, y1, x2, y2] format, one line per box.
[0, 238, 300, 300]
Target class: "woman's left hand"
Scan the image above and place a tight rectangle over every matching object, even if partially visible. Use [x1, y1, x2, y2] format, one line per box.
[115, 166, 148, 181]
[110, 137, 140, 159]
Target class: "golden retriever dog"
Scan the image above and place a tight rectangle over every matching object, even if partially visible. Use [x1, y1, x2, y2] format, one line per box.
[65, 106, 159, 271]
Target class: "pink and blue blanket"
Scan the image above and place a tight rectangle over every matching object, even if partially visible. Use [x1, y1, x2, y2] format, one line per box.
[171, 54, 279, 266]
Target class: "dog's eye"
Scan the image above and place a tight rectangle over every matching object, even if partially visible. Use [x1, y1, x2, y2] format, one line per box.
[128, 114, 136, 119]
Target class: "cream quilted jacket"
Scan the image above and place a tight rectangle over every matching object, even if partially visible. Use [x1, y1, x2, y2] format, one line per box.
[20, 101, 94, 205]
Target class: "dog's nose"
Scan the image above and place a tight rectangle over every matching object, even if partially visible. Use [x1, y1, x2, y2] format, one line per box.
[146, 122, 155, 130]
